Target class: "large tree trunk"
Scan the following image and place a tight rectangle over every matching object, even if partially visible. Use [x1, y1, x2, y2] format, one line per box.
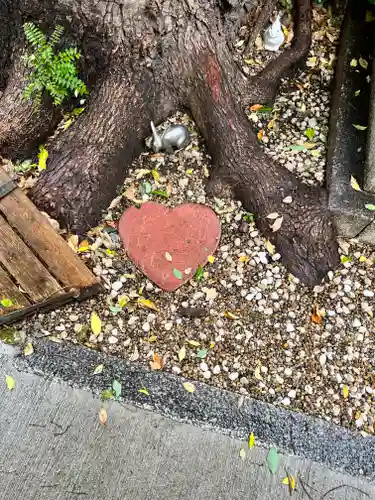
[0, 0, 340, 285]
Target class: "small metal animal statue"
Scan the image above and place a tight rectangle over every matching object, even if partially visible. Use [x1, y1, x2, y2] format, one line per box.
[150, 121, 191, 153]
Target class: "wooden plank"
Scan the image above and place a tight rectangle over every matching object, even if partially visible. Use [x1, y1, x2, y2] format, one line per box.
[0, 214, 63, 302]
[0, 265, 30, 307]
[0, 167, 99, 288]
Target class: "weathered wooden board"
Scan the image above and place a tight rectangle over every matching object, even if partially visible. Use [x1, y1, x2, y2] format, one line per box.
[0, 166, 102, 325]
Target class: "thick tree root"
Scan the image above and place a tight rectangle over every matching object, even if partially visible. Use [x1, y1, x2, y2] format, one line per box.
[0, 52, 60, 159]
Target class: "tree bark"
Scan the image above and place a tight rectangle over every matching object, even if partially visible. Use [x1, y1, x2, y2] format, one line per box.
[0, 0, 340, 285]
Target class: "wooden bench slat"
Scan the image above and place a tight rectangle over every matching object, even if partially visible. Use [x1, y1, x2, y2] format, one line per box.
[0, 214, 63, 303]
[0, 168, 98, 288]
[0, 265, 31, 307]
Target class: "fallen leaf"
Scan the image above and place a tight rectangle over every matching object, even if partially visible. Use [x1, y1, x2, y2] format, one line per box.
[183, 381, 196, 393]
[165, 252, 173, 262]
[257, 129, 264, 141]
[99, 408, 107, 425]
[5, 375, 16, 391]
[124, 186, 138, 202]
[78, 240, 90, 253]
[178, 345, 186, 362]
[239, 255, 249, 263]
[304, 128, 316, 140]
[0, 298, 14, 308]
[353, 124, 367, 131]
[129, 346, 140, 361]
[173, 268, 183, 280]
[311, 303, 323, 325]
[265, 240, 276, 255]
[266, 212, 280, 219]
[366, 9, 375, 22]
[282, 196, 293, 204]
[186, 339, 201, 347]
[196, 348, 208, 359]
[343, 385, 349, 399]
[282, 475, 296, 492]
[223, 311, 239, 320]
[118, 295, 129, 308]
[267, 447, 279, 475]
[93, 364, 104, 375]
[152, 189, 169, 198]
[250, 104, 263, 111]
[67, 234, 79, 252]
[186, 168, 193, 175]
[359, 57, 368, 70]
[359, 255, 367, 262]
[207, 255, 215, 264]
[306, 56, 317, 67]
[195, 265, 204, 281]
[136, 168, 151, 179]
[101, 389, 115, 401]
[350, 176, 361, 191]
[267, 115, 277, 129]
[248, 432, 255, 449]
[239, 448, 246, 460]
[310, 149, 321, 157]
[355, 90, 361, 96]
[254, 362, 263, 381]
[150, 353, 165, 370]
[302, 142, 316, 149]
[112, 379, 122, 399]
[288, 144, 306, 152]
[24, 343, 34, 356]
[350, 58, 358, 67]
[139, 388, 150, 396]
[147, 335, 158, 342]
[137, 298, 159, 312]
[270, 216, 283, 232]
[365, 204, 375, 211]
[340, 255, 352, 263]
[151, 169, 160, 183]
[38, 145, 48, 170]
[90, 311, 102, 337]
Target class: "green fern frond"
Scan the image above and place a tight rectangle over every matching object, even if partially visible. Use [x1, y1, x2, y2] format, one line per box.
[22, 22, 87, 109]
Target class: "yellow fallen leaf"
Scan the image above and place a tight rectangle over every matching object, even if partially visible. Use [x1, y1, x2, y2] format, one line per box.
[254, 362, 263, 381]
[343, 385, 349, 399]
[186, 340, 200, 347]
[359, 57, 368, 70]
[136, 169, 151, 179]
[350, 58, 358, 67]
[257, 129, 264, 141]
[24, 343, 34, 357]
[67, 234, 79, 252]
[239, 448, 246, 460]
[359, 255, 367, 263]
[267, 115, 277, 129]
[178, 345, 186, 362]
[90, 311, 102, 337]
[146, 335, 158, 342]
[282, 475, 296, 490]
[99, 408, 107, 425]
[239, 255, 249, 263]
[350, 176, 361, 191]
[137, 298, 159, 312]
[223, 311, 239, 320]
[5, 375, 16, 391]
[78, 240, 90, 253]
[265, 240, 275, 255]
[311, 149, 321, 157]
[302, 142, 316, 149]
[139, 387, 150, 395]
[248, 432, 255, 449]
[93, 364, 104, 375]
[151, 169, 160, 183]
[183, 382, 195, 393]
[165, 252, 173, 262]
[207, 255, 215, 264]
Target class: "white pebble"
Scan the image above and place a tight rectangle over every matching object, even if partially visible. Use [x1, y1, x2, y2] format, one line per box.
[213, 365, 221, 375]
[108, 336, 118, 344]
[203, 371, 211, 379]
[142, 322, 150, 332]
[352, 318, 361, 328]
[111, 281, 123, 292]
[229, 372, 239, 381]
[281, 397, 291, 406]
[286, 323, 295, 333]
[363, 290, 374, 298]
[164, 322, 173, 331]
[284, 368, 293, 376]
[288, 389, 296, 399]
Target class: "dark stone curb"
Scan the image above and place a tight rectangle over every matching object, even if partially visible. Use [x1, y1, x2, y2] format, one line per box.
[327, 0, 375, 243]
[8, 338, 375, 480]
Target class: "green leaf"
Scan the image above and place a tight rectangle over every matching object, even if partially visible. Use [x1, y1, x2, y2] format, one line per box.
[195, 265, 204, 282]
[109, 306, 122, 314]
[267, 447, 279, 475]
[0, 298, 14, 308]
[353, 124, 367, 131]
[93, 364, 104, 375]
[359, 57, 368, 70]
[38, 145, 48, 170]
[173, 268, 183, 280]
[305, 128, 315, 140]
[288, 144, 306, 152]
[196, 348, 208, 359]
[256, 106, 273, 113]
[340, 255, 352, 263]
[24, 342, 34, 356]
[101, 389, 115, 401]
[112, 379, 122, 399]
[354, 90, 361, 97]
[151, 189, 169, 198]
[142, 182, 152, 195]
[365, 204, 375, 211]
[5, 375, 16, 391]
[138, 388, 149, 396]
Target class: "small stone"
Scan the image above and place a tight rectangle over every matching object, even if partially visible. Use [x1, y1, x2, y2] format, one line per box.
[108, 335, 118, 344]
[203, 371, 211, 379]
[213, 365, 221, 375]
[286, 323, 295, 333]
[234, 238, 241, 246]
[281, 397, 291, 406]
[352, 318, 361, 328]
[319, 353, 327, 366]
[239, 222, 249, 233]
[200, 362, 208, 372]
[284, 367, 293, 376]
[305, 384, 313, 395]
[363, 290, 374, 298]
[142, 322, 150, 332]
[229, 372, 239, 381]
[172, 366, 181, 374]
[146, 282, 154, 291]
[111, 281, 123, 292]
[288, 389, 296, 399]
[69, 314, 79, 322]
[128, 316, 138, 326]
[74, 324, 83, 334]
[55, 325, 65, 332]
[332, 405, 341, 417]
[164, 322, 173, 331]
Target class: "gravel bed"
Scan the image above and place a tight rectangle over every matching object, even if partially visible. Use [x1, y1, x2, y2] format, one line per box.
[5, 6, 375, 435]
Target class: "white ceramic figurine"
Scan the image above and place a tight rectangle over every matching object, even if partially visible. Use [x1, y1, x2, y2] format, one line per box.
[263, 11, 285, 52]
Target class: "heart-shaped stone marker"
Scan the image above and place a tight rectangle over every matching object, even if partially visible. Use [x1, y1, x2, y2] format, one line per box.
[119, 202, 221, 292]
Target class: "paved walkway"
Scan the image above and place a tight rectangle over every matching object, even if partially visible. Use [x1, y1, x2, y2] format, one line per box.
[0, 354, 373, 500]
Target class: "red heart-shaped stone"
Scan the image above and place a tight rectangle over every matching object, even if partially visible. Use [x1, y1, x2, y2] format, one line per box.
[119, 202, 221, 292]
